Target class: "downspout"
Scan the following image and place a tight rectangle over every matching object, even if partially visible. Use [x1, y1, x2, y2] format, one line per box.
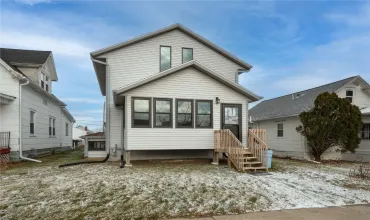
[19, 78, 42, 162]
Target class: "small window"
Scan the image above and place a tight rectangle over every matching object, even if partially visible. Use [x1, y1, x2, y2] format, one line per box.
[88, 141, 106, 151]
[53, 118, 56, 136]
[65, 123, 69, 136]
[45, 76, 49, 92]
[49, 117, 52, 136]
[196, 100, 212, 128]
[362, 123, 370, 140]
[176, 99, 193, 128]
[277, 123, 284, 137]
[182, 48, 193, 63]
[160, 46, 171, 71]
[40, 73, 45, 89]
[346, 90, 354, 103]
[154, 98, 172, 128]
[30, 110, 35, 135]
[132, 97, 151, 128]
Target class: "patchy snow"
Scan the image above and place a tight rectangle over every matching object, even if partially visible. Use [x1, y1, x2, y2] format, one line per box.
[1, 161, 369, 219]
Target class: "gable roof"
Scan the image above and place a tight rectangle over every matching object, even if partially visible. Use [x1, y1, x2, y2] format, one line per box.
[113, 60, 262, 106]
[249, 76, 368, 122]
[0, 48, 51, 66]
[62, 107, 76, 123]
[91, 23, 252, 70]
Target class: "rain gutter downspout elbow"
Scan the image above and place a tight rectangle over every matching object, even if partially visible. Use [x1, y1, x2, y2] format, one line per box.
[19, 77, 42, 163]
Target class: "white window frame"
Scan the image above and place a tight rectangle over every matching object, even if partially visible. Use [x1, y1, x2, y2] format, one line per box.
[53, 118, 56, 136]
[65, 123, 69, 136]
[277, 123, 284, 137]
[345, 89, 354, 103]
[362, 123, 370, 140]
[30, 110, 36, 136]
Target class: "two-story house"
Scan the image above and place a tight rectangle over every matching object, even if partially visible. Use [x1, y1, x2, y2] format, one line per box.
[90, 24, 262, 165]
[249, 76, 370, 162]
[0, 48, 75, 161]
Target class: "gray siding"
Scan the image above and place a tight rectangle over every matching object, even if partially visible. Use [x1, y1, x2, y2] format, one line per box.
[117, 67, 249, 152]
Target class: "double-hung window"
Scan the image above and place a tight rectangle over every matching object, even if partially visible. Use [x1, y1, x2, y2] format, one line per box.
[160, 46, 171, 71]
[49, 117, 53, 136]
[65, 123, 69, 136]
[154, 98, 172, 128]
[132, 97, 151, 128]
[362, 123, 370, 140]
[346, 90, 354, 103]
[277, 123, 284, 137]
[176, 99, 193, 128]
[53, 118, 56, 136]
[182, 48, 193, 63]
[30, 110, 35, 135]
[196, 100, 212, 128]
[41, 73, 45, 89]
[45, 76, 49, 92]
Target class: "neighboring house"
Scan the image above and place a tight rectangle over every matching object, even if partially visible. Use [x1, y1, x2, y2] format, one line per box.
[249, 76, 370, 162]
[90, 23, 262, 165]
[0, 48, 75, 161]
[72, 125, 89, 148]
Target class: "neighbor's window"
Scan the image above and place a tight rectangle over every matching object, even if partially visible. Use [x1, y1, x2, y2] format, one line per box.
[176, 99, 193, 128]
[154, 98, 172, 128]
[362, 123, 370, 140]
[88, 141, 106, 151]
[196, 100, 212, 128]
[132, 97, 151, 128]
[30, 110, 35, 135]
[53, 118, 56, 136]
[277, 123, 284, 137]
[346, 90, 354, 103]
[49, 117, 52, 136]
[160, 46, 171, 71]
[182, 48, 193, 63]
[65, 123, 69, 136]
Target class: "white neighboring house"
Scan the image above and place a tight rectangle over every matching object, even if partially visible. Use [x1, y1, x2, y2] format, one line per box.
[0, 48, 75, 161]
[249, 76, 370, 162]
[90, 24, 262, 164]
[72, 125, 88, 148]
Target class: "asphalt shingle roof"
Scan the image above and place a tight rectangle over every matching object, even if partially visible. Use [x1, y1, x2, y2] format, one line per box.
[249, 76, 358, 121]
[0, 48, 51, 66]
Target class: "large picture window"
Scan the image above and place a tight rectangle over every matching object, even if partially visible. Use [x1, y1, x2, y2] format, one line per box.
[88, 141, 106, 151]
[362, 123, 370, 140]
[182, 48, 193, 63]
[132, 97, 151, 128]
[176, 99, 193, 128]
[154, 98, 172, 128]
[196, 100, 212, 128]
[160, 46, 171, 71]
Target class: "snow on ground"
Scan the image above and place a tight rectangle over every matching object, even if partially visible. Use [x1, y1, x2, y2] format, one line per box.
[1, 158, 369, 220]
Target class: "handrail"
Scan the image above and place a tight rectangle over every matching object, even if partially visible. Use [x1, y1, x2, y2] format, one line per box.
[248, 130, 268, 167]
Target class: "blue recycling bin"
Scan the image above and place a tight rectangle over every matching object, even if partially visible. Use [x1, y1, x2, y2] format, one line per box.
[268, 150, 273, 168]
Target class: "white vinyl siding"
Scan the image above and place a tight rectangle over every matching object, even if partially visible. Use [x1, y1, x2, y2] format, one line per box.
[0, 65, 20, 151]
[121, 67, 249, 150]
[336, 82, 370, 109]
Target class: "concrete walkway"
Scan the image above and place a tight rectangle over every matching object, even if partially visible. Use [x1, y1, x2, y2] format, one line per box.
[172, 204, 370, 220]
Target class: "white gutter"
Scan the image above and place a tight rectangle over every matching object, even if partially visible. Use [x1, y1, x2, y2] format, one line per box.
[19, 77, 42, 162]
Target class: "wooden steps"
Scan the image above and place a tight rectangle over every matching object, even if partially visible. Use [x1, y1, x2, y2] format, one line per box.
[243, 166, 268, 172]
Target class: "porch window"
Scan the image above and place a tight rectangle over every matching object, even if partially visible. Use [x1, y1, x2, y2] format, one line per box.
[277, 123, 284, 137]
[176, 99, 193, 128]
[362, 123, 370, 140]
[30, 110, 35, 135]
[160, 46, 171, 71]
[196, 100, 212, 128]
[88, 141, 106, 151]
[132, 97, 151, 128]
[346, 90, 353, 103]
[182, 48, 193, 63]
[154, 98, 172, 128]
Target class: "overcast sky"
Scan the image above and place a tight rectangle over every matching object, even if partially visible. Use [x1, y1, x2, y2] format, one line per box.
[1, 0, 369, 129]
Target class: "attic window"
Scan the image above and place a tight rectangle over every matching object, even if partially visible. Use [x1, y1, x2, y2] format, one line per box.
[346, 90, 353, 103]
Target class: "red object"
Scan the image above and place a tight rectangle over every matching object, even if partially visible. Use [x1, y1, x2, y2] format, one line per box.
[0, 148, 10, 154]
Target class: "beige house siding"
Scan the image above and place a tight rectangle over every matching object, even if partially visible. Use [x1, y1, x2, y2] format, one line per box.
[119, 67, 249, 151]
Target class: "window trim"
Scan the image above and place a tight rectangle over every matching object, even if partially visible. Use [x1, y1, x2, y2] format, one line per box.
[195, 99, 213, 129]
[30, 110, 36, 135]
[88, 141, 106, 151]
[131, 97, 152, 128]
[175, 99, 194, 128]
[361, 123, 370, 140]
[52, 118, 56, 136]
[153, 98, 173, 128]
[49, 116, 53, 136]
[182, 47, 193, 64]
[159, 45, 172, 72]
[277, 123, 284, 137]
[65, 123, 69, 136]
[345, 89, 354, 103]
